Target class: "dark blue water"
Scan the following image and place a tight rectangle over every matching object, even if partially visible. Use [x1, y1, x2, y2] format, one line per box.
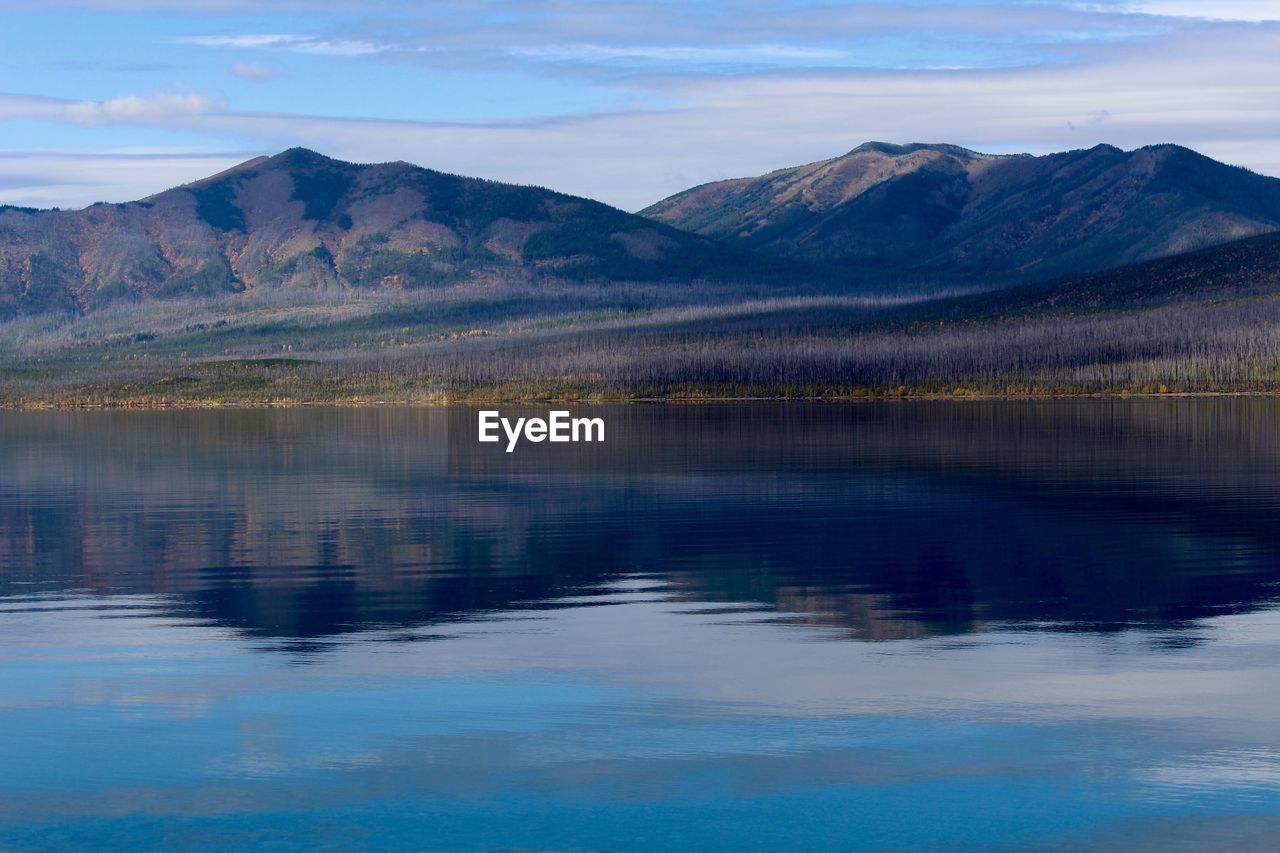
[2, 402, 1280, 850]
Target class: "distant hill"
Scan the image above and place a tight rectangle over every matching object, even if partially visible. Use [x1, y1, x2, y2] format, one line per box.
[641, 142, 1280, 283]
[0, 148, 773, 317]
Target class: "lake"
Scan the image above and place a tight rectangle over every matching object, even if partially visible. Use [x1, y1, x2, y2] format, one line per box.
[2, 401, 1280, 850]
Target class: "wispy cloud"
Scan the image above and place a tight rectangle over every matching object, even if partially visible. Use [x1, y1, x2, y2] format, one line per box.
[231, 61, 279, 82]
[0, 150, 255, 209]
[177, 34, 381, 56]
[167, 2, 1176, 77]
[61, 91, 221, 126]
[508, 44, 850, 65]
[1106, 1, 1280, 21]
[3, 1, 1279, 210]
[5, 18, 1279, 211]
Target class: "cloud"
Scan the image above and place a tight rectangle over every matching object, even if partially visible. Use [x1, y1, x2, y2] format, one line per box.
[0, 150, 257, 209]
[168, 3, 1175, 77]
[1111, 1, 1280, 21]
[168, 23, 1280, 209]
[504, 43, 855, 67]
[61, 91, 221, 126]
[231, 62, 279, 82]
[2, 15, 1279, 211]
[177, 34, 381, 57]
[509, 44, 850, 65]
[0, 93, 72, 123]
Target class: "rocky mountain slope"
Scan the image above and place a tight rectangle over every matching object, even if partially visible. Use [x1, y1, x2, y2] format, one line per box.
[642, 142, 1280, 282]
[0, 148, 768, 317]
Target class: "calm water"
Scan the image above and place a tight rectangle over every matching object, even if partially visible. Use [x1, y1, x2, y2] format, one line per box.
[3, 401, 1280, 850]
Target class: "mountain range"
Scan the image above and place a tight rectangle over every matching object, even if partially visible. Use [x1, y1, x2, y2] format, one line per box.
[642, 141, 1280, 282]
[3, 142, 1280, 318]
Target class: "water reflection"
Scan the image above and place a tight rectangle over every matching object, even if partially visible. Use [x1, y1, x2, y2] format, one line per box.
[4, 402, 1280, 849]
[3, 401, 1280, 645]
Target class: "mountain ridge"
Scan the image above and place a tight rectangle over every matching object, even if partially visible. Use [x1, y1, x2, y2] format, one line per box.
[0, 148, 775, 318]
[641, 141, 1280, 282]
[5, 142, 1280, 320]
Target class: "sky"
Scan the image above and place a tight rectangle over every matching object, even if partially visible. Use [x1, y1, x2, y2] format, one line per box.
[1, 0, 1278, 211]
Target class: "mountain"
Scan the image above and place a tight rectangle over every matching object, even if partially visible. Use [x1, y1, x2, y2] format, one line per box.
[0, 148, 771, 318]
[641, 141, 1280, 283]
[8, 142, 1280, 321]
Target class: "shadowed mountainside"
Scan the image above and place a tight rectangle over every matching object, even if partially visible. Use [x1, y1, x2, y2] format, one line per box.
[0, 148, 780, 318]
[921, 228, 1280, 317]
[642, 141, 1280, 282]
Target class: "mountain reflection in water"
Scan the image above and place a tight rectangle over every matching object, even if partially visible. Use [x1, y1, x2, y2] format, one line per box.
[3, 402, 1279, 645]
[3, 402, 1280, 850]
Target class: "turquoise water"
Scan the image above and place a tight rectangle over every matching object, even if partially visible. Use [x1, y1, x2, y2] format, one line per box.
[2, 402, 1280, 850]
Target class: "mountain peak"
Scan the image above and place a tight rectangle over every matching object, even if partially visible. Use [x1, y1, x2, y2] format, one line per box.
[1138, 142, 1206, 159]
[846, 142, 981, 159]
[263, 147, 353, 170]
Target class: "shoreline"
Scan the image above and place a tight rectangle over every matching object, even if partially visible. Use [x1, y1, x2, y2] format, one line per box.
[4, 388, 1280, 411]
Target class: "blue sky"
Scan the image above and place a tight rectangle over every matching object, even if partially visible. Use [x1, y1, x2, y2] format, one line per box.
[1, 0, 1278, 210]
